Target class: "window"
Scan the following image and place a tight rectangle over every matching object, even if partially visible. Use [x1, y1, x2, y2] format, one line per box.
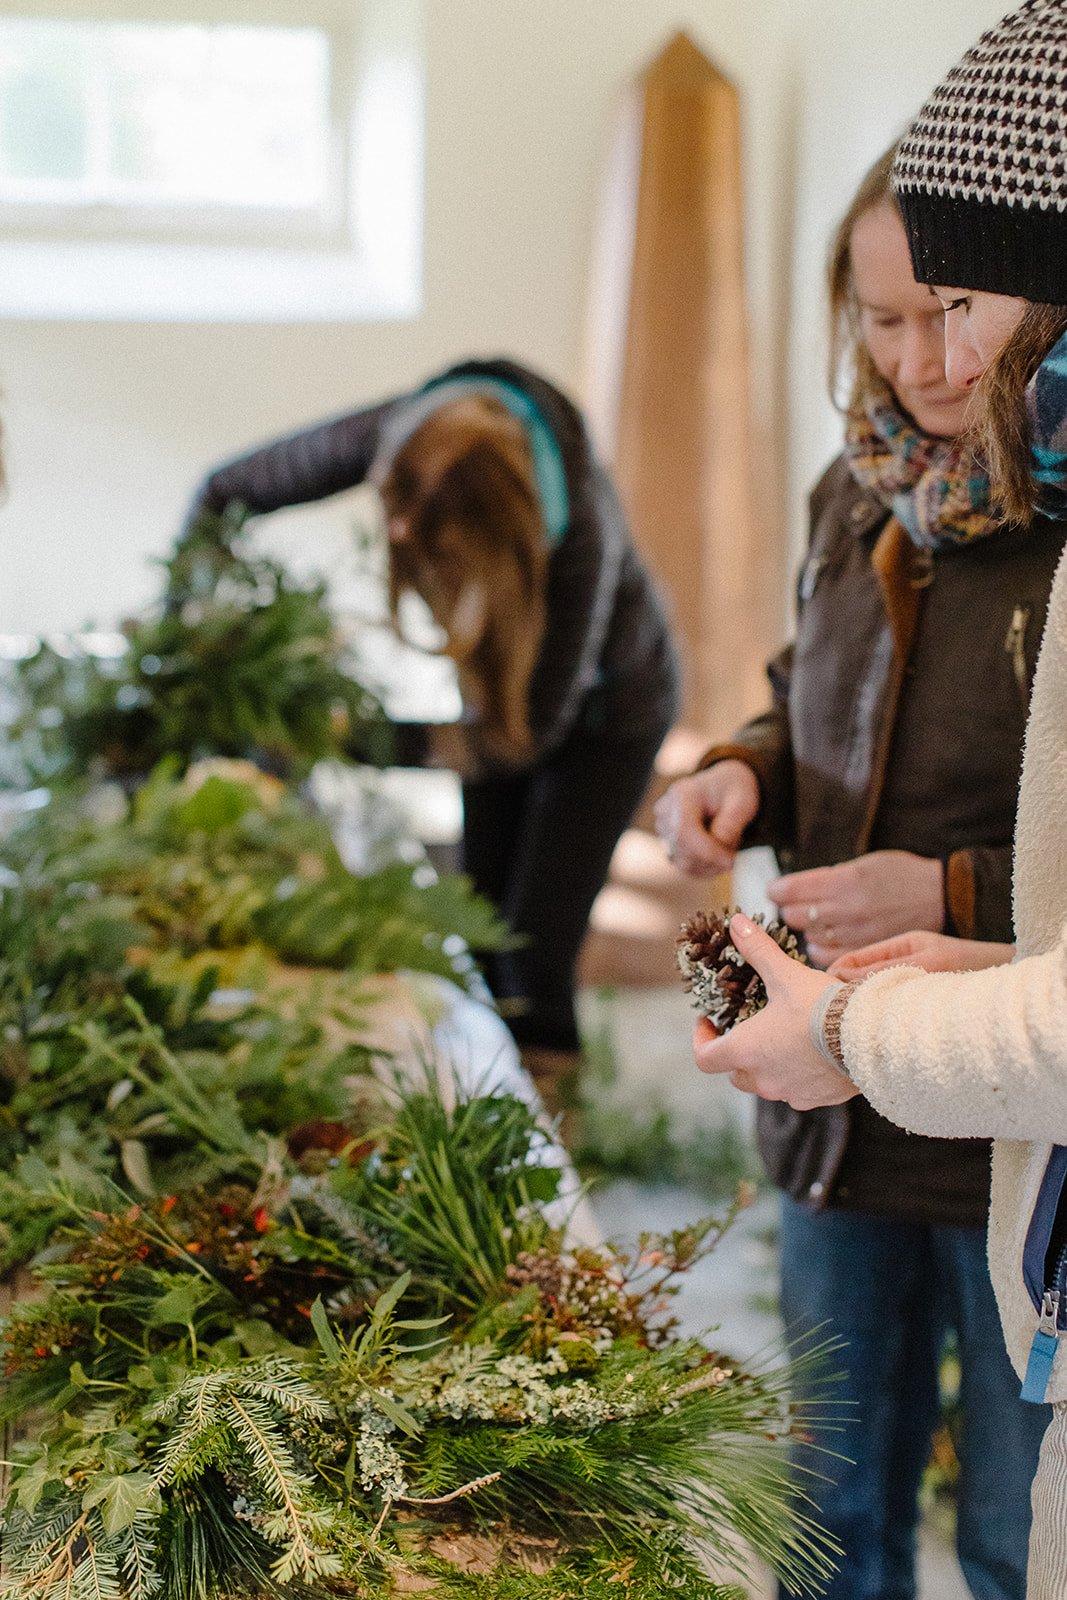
[0, 0, 423, 321]
[0, 17, 339, 239]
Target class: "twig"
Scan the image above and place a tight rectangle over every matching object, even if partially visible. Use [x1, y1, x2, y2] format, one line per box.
[397, 1472, 501, 1506]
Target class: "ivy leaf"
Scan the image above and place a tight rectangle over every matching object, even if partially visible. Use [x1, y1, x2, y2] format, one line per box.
[175, 776, 257, 835]
[146, 1279, 218, 1329]
[82, 1470, 161, 1535]
[521, 1166, 562, 1205]
[13, 1451, 51, 1513]
[234, 1317, 302, 1358]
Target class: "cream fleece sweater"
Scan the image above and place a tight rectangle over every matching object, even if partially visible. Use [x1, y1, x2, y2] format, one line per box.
[842, 542, 1067, 1402]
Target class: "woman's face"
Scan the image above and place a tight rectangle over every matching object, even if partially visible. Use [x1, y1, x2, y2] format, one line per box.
[850, 201, 970, 438]
[930, 287, 1029, 391]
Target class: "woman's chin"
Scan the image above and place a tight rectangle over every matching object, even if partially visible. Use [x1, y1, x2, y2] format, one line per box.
[903, 395, 969, 439]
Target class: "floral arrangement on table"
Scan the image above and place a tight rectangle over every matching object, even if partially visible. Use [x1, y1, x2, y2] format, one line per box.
[0, 772, 838, 1599]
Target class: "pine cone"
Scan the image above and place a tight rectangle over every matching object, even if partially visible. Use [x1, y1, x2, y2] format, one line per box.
[676, 909, 807, 1032]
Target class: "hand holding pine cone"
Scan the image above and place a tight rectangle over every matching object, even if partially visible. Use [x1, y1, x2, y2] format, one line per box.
[676, 909, 807, 1031]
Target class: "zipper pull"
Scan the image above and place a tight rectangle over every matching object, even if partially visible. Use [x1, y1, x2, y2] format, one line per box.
[1005, 603, 1031, 697]
[799, 554, 826, 602]
[1021, 1288, 1061, 1403]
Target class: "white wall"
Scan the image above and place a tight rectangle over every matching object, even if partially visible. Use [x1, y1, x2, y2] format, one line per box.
[0, 0, 1008, 653]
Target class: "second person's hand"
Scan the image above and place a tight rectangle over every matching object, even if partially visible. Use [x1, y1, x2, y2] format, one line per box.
[653, 760, 760, 876]
[768, 849, 945, 966]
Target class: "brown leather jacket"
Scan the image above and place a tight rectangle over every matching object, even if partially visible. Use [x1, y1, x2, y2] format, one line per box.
[701, 454, 1067, 1223]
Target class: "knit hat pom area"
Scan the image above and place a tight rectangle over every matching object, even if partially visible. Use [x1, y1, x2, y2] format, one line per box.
[893, 0, 1067, 304]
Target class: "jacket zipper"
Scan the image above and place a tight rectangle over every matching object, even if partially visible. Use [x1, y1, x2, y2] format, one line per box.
[1005, 603, 1032, 701]
[1021, 1146, 1067, 1402]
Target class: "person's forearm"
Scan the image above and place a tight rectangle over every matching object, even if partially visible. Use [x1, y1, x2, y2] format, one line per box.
[841, 936, 1067, 1141]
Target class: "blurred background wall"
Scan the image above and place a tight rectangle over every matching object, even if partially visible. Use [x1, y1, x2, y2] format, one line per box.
[0, 0, 1006, 731]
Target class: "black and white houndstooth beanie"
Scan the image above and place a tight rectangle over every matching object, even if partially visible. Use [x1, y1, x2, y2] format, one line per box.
[893, 0, 1067, 303]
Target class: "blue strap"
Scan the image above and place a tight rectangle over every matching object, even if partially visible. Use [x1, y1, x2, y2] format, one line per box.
[1022, 1327, 1059, 1404]
[418, 375, 570, 546]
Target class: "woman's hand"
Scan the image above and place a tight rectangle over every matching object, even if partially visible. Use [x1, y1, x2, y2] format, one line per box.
[692, 915, 858, 1109]
[653, 761, 760, 875]
[830, 930, 1015, 981]
[769, 850, 944, 966]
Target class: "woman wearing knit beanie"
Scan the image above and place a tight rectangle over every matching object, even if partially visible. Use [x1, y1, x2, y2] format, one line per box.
[691, 3, 1067, 1590]
[659, 142, 1053, 1599]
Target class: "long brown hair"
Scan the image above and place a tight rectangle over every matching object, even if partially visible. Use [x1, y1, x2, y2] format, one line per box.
[380, 397, 549, 767]
[827, 145, 898, 414]
[966, 303, 1067, 524]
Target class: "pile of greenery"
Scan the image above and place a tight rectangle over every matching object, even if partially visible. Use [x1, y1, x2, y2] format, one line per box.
[0, 507, 838, 1596]
[0, 763, 509, 993]
[0, 505, 393, 789]
[0, 771, 838, 1598]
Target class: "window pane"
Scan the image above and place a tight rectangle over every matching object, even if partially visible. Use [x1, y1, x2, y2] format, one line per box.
[0, 21, 89, 185]
[0, 18, 332, 211]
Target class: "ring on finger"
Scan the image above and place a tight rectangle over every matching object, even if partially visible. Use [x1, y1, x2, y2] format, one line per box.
[807, 904, 820, 926]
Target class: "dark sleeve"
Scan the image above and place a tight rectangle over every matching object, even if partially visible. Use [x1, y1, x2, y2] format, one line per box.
[943, 845, 1015, 942]
[183, 400, 396, 529]
[694, 642, 796, 851]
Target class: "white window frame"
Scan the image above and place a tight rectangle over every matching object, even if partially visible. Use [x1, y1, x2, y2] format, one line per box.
[0, 0, 423, 322]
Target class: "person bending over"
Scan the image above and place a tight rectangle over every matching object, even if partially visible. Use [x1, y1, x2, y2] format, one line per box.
[186, 357, 679, 1076]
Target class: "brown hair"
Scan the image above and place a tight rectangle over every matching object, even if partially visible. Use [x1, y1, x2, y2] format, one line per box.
[965, 303, 1067, 524]
[381, 397, 549, 767]
[827, 145, 899, 414]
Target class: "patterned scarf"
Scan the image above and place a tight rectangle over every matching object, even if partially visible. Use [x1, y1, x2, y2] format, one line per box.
[1026, 328, 1067, 523]
[845, 379, 995, 550]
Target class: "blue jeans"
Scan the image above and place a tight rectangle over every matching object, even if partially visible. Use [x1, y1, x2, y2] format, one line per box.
[778, 1196, 1049, 1600]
